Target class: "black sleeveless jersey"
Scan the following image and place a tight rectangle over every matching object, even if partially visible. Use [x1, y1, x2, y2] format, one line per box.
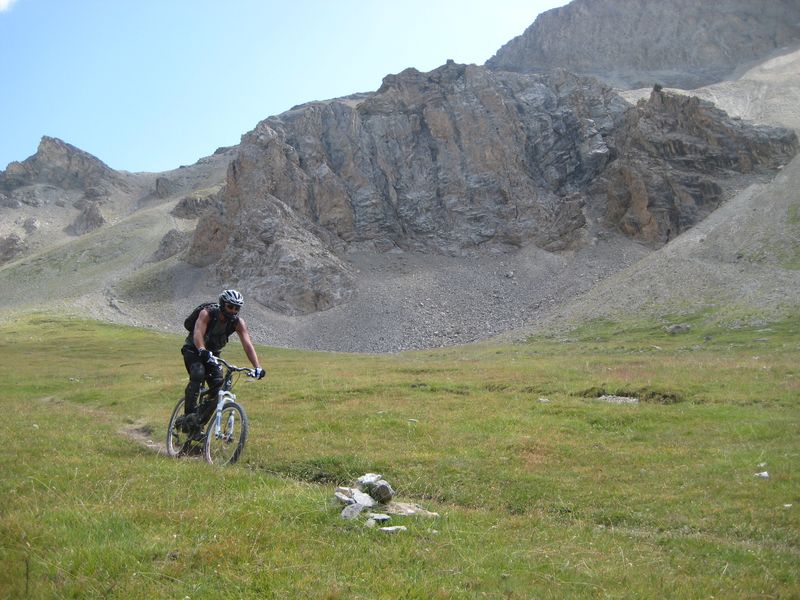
[183, 307, 238, 354]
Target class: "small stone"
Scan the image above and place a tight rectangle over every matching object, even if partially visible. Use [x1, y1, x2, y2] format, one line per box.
[597, 395, 639, 404]
[367, 513, 392, 523]
[665, 324, 691, 335]
[340, 504, 365, 520]
[334, 492, 355, 505]
[351, 490, 376, 507]
[379, 526, 407, 533]
[356, 473, 382, 488]
[385, 502, 440, 518]
[370, 480, 396, 503]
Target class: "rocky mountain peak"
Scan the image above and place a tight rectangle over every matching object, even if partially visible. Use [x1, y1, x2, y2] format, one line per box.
[486, 0, 800, 90]
[0, 136, 123, 194]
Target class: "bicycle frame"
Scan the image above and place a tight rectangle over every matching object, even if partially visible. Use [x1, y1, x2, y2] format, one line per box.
[201, 355, 252, 440]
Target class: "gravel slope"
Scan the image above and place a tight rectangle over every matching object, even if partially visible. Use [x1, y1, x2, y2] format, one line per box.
[521, 154, 800, 338]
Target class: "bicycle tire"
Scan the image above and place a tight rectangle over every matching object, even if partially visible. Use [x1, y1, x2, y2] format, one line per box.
[165, 398, 204, 457]
[203, 402, 248, 465]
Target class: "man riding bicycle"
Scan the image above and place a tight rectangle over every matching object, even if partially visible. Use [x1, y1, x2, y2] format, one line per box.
[176, 289, 265, 433]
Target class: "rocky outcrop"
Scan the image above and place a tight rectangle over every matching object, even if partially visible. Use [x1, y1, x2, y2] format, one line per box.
[588, 89, 798, 244]
[186, 65, 629, 295]
[188, 195, 356, 315]
[0, 183, 66, 208]
[171, 189, 221, 219]
[487, 0, 800, 90]
[185, 63, 796, 314]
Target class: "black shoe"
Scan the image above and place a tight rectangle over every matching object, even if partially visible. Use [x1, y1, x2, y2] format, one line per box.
[176, 413, 201, 434]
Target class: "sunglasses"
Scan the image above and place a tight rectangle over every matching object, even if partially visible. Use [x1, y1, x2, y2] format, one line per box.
[224, 303, 241, 312]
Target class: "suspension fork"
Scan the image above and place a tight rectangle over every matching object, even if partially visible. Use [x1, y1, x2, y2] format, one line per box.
[212, 391, 237, 439]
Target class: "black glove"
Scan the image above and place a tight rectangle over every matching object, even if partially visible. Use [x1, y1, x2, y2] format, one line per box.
[254, 367, 266, 380]
[198, 348, 215, 364]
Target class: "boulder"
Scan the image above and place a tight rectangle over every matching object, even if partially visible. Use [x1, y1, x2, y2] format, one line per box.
[0, 233, 26, 264]
[22, 217, 40, 234]
[150, 229, 191, 262]
[68, 201, 105, 235]
[155, 177, 178, 199]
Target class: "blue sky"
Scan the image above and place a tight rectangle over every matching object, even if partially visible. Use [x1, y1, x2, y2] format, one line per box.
[0, 0, 567, 173]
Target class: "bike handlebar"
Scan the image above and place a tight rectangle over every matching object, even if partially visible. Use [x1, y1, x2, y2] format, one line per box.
[209, 354, 257, 378]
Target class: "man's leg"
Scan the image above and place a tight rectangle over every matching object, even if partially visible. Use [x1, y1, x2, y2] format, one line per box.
[197, 360, 224, 425]
[182, 350, 206, 415]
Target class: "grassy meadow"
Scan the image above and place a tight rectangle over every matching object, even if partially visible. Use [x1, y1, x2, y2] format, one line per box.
[0, 313, 798, 598]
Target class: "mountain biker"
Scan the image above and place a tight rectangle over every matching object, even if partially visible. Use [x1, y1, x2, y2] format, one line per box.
[176, 289, 265, 433]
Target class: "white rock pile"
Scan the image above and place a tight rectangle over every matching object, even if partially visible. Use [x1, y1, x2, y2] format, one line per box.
[334, 473, 439, 532]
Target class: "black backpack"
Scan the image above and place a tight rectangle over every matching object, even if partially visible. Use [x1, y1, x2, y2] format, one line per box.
[184, 302, 238, 336]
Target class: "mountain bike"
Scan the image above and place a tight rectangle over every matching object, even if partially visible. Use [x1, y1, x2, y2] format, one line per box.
[166, 355, 255, 465]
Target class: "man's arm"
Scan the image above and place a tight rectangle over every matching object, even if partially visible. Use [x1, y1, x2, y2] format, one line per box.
[235, 318, 262, 370]
[193, 309, 211, 351]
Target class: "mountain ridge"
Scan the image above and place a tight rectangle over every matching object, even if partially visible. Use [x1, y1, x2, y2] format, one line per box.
[1, 0, 799, 352]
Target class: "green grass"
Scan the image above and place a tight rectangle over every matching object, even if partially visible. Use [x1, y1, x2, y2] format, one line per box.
[0, 207, 172, 306]
[0, 313, 798, 598]
[775, 200, 800, 269]
[788, 202, 800, 225]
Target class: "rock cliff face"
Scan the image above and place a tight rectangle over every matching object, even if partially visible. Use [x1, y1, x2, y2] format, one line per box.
[185, 63, 797, 315]
[200, 65, 627, 255]
[487, 0, 800, 90]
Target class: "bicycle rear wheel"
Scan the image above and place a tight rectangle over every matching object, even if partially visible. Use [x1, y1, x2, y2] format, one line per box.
[166, 398, 203, 457]
[203, 402, 248, 465]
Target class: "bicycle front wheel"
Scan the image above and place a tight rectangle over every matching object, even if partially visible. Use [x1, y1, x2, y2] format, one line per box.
[203, 402, 248, 465]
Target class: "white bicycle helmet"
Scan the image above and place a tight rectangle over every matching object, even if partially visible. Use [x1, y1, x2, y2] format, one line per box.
[219, 289, 244, 320]
[219, 289, 244, 307]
